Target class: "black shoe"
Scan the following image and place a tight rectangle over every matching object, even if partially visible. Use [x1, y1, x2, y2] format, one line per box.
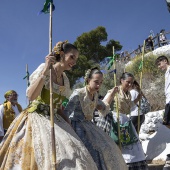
[163, 122, 168, 125]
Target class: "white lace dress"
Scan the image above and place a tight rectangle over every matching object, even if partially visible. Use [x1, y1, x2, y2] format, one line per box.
[0, 63, 97, 170]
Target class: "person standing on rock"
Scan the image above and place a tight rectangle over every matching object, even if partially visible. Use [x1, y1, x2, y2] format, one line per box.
[155, 55, 170, 126]
[156, 56, 170, 170]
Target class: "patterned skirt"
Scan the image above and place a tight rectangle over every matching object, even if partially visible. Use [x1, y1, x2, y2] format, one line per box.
[0, 110, 98, 170]
[71, 119, 128, 170]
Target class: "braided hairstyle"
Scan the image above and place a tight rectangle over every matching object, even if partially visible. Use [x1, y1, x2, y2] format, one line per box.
[84, 67, 103, 85]
[52, 41, 78, 62]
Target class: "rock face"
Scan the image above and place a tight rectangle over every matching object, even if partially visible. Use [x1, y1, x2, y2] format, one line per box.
[145, 44, 170, 58]
[140, 110, 170, 162]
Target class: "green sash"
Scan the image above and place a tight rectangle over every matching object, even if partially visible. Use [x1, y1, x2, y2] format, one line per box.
[27, 87, 68, 115]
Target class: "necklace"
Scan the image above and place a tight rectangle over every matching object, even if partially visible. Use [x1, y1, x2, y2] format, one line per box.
[86, 86, 94, 100]
[53, 66, 62, 80]
[120, 86, 129, 98]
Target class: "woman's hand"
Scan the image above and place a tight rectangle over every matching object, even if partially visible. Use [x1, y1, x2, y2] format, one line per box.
[96, 104, 103, 110]
[103, 86, 119, 105]
[110, 86, 119, 97]
[57, 108, 73, 127]
[42, 54, 57, 75]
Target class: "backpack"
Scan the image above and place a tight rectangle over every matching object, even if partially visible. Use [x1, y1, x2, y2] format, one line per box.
[140, 96, 151, 114]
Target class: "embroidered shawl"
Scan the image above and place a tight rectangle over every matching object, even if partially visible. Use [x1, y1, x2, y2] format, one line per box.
[116, 86, 132, 115]
[76, 87, 110, 120]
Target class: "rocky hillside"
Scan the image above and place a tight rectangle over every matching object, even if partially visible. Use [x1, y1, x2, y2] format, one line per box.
[126, 44, 170, 111]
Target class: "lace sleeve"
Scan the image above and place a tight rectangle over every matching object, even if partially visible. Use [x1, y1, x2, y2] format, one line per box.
[26, 63, 47, 94]
[97, 99, 110, 117]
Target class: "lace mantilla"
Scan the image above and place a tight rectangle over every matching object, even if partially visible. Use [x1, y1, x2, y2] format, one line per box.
[76, 87, 110, 120]
[26, 63, 71, 99]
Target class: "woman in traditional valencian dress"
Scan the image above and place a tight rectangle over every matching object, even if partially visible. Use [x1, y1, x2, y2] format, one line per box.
[64, 67, 128, 170]
[0, 41, 98, 170]
[96, 72, 148, 170]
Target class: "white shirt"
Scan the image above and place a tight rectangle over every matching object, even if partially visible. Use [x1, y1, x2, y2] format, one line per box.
[0, 104, 20, 136]
[165, 66, 170, 104]
[160, 33, 166, 41]
[130, 89, 142, 116]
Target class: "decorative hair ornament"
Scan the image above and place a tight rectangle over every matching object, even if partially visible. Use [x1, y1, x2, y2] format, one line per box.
[52, 40, 68, 55]
[84, 69, 91, 86]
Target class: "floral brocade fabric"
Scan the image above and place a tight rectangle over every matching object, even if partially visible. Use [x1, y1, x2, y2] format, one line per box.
[0, 112, 98, 170]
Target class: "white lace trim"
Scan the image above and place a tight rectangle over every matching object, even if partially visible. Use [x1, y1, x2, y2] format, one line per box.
[76, 87, 110, 120]
[26, 63, 71, 99]
[30, 113, 98, 170]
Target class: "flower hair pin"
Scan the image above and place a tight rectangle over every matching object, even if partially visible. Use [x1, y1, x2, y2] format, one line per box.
[52, 40, 68, 55]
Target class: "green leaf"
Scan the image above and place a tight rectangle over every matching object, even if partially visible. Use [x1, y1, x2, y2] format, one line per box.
[139, 61, 143, 70]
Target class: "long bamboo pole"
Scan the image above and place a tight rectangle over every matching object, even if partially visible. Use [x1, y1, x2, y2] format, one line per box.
[137, 40, 145, 135]
[26, 64, 29, 87]
[26, 64, 30, 105]
[112, 46, 121, 150]
[49, 2, 56, 169]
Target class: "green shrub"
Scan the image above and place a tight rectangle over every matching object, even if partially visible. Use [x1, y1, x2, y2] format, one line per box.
[126, 54, 162, 78]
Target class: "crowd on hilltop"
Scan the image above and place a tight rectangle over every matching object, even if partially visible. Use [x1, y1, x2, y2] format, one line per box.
[145, 29, 169, 52]
[120, 29, 169, 62]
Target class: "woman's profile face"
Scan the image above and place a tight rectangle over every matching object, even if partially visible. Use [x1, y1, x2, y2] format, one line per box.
[62, 49, 79, 70]
[88, 73, 103, 93]
[121, 77, 134, 92]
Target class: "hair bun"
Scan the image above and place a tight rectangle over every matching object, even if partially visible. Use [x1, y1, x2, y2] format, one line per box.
[52, 40, 69, 55]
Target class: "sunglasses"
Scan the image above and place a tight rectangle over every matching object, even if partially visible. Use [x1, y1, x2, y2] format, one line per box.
[9, 94, 18, 97]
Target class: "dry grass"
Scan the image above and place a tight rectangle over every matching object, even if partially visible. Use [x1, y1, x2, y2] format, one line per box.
[147, 159, 165, 165]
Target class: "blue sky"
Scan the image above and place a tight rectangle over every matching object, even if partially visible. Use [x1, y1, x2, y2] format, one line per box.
[0, 0, 169, 108]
